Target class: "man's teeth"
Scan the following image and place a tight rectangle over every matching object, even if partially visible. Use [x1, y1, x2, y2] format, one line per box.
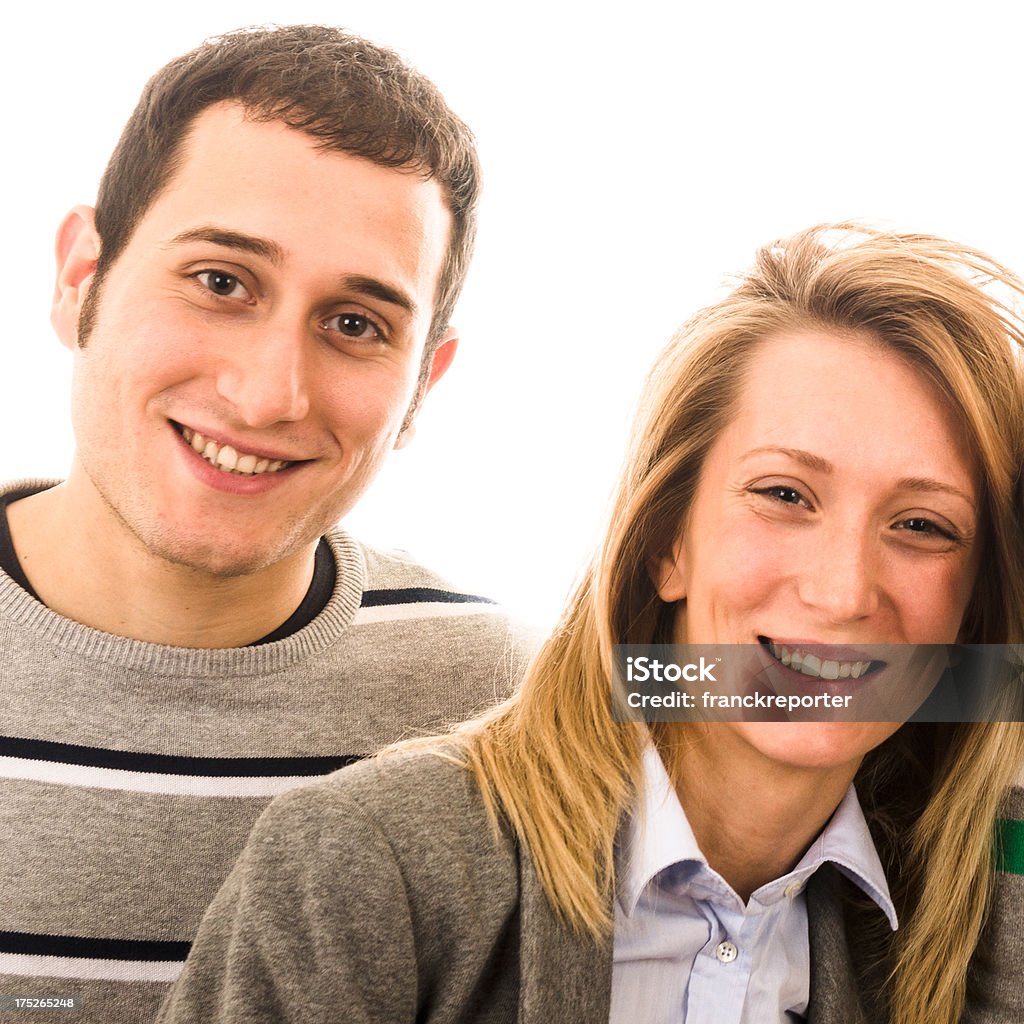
[180, 427, 289, 476]
[765, 640, 873, 680]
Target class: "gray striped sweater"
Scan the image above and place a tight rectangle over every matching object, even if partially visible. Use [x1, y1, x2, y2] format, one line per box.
[0, 495, 533, 1023]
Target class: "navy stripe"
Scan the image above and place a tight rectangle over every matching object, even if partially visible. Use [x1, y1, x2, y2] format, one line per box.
[0, 930, 190, 962]
[360, 587, 496, 608]
[0, 736, 360, 777]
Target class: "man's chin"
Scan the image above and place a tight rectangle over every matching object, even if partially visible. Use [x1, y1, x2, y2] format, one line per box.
[140, 530, 311, 582]
[84, 474, 328, 583]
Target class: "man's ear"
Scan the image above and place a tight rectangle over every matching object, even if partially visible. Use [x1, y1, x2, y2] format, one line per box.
[394, 327, 459, 450]
[651, 535, 688, 603]
[51, 206, 100, 350]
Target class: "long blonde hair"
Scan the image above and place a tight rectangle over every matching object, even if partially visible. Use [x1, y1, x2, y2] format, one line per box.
[452, 224, 1024, 1024]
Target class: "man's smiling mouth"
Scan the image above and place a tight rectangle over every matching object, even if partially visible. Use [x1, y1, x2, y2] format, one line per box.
[176, 424, 294, 476]
[757, 636, 884, 680]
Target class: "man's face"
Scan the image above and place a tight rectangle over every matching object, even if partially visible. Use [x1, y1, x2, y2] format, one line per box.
[54, 103, 454, 578]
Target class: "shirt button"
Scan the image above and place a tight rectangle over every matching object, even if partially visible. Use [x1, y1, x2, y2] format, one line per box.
[784, 881, 802, 898]
[715, 940, 738, 963]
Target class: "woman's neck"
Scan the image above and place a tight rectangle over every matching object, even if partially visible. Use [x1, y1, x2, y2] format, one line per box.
[662, 726, 862, 903]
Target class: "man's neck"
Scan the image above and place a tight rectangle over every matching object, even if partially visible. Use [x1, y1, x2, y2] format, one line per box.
[6, 479, 317, 648]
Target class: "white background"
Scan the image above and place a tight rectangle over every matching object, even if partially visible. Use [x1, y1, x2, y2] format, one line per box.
[2, 1, 1021, 627]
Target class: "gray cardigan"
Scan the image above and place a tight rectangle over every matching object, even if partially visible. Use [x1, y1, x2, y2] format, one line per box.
[962, 786, 1024, 1023]
[158, 752, 881, 1024]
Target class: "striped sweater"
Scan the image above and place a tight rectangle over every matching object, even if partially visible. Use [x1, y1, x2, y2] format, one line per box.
[0, 509, 533, 1023]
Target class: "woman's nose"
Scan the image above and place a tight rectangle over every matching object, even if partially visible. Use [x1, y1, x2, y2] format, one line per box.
[796, 523, 881, 624]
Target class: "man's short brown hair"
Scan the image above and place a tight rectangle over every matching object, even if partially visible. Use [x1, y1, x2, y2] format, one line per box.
[91, 24, 480, 375]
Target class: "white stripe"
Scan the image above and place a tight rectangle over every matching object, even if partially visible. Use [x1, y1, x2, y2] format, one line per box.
[0, 952, 182, 983]
[0, 757, 323, 797]
[353, 601, 500, 625]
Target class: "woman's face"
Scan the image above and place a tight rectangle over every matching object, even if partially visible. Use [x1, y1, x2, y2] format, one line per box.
[655, 329, 980, 772]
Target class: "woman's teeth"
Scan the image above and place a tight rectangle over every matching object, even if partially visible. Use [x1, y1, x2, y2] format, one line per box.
[764, 640, 873, 680]
[180, 426, 290, 476]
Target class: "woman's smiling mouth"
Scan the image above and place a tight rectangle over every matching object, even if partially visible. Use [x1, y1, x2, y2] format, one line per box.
[757, 636, 886, 680]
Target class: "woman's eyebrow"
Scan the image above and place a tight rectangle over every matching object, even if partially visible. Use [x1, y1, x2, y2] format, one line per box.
[740, 446, 833, 473]
[897, 477, 976, 507]
[740, 447, 976, 507]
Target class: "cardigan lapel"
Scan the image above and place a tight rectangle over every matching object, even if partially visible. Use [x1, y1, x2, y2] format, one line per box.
[806, 864, 880, 1024]
[516, 847, 612, 1023]
[514, 849, 883, 1023]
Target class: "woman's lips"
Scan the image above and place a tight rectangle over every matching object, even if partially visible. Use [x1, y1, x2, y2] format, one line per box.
[756, 635, 886, 680]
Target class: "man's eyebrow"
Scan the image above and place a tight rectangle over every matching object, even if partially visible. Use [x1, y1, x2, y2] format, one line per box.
[341, 275, 418, 319]
[164, 230, 418, 318]
[166, 227, 285, 266]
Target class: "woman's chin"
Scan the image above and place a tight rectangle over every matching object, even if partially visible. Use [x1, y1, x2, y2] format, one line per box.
[722, 719, 904, 774]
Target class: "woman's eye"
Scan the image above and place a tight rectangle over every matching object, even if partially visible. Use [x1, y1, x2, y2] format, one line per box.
[323, 313, 384, 341]
[753, 485, 808, 507]
[195, 271, 250, 300]
[894, 517, 957, 541]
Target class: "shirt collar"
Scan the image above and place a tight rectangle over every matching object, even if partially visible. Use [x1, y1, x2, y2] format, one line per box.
[793, 784, 898, 930]
[617, 744, 704, 917]
[616, 744, 897, 930]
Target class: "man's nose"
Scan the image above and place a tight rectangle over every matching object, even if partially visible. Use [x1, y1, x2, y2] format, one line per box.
[215, 320, 311, 427]
[796, 523, 881, 624]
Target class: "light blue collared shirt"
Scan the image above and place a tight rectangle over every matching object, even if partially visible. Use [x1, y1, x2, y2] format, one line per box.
[610, 746, 897, 1024]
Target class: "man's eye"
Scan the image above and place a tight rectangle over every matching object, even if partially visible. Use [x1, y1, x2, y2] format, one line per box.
[323, 313, 383, 341]
[195, 271, 250, 300]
